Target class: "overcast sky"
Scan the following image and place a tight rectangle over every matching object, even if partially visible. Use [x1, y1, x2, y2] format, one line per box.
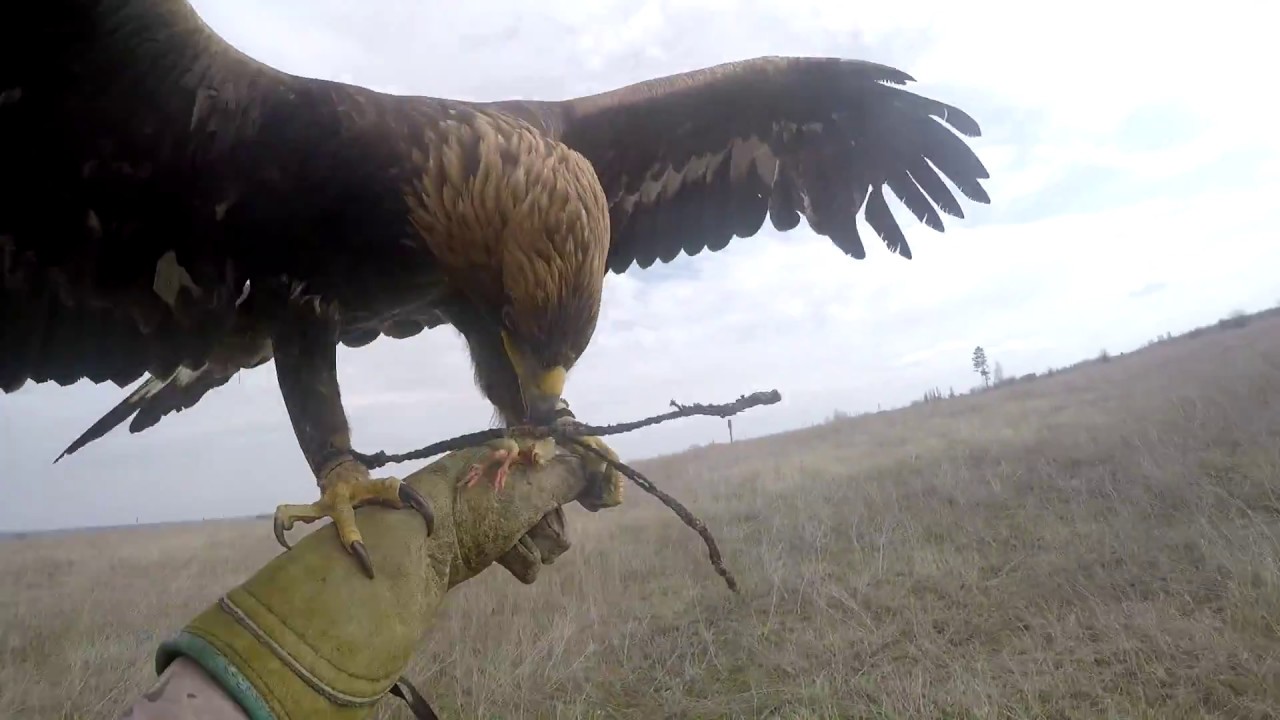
[3, 0, 1276, 531]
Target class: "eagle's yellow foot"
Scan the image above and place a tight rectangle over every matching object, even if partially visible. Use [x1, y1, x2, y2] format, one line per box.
[462, 436, 557, 492]
[567, 434, 626, 511]
[272, 458, 435, 579]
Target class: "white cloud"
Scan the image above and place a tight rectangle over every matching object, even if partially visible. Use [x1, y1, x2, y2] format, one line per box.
[2, 0, 1276, 531]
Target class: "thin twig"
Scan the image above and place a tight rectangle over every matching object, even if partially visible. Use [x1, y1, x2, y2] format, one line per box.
[355, 427, 516, 470]
[567, 389, 782, 437]
[567, 435, 739, 593]
[354, 389, 781, 469]
[352, 389, 782, 592]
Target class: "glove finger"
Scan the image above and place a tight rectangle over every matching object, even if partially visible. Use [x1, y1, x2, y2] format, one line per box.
[495, 506, 570, 584]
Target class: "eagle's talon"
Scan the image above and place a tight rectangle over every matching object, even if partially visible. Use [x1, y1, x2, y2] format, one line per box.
[398, 482, 436, 536]
[570, 435, 626, 510]
[272, 460, 431, 578]
[350, 540, 375, 579]
[273, 514, 293, 551]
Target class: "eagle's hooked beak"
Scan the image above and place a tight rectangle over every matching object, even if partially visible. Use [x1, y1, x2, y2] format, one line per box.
[502, 331, 566, 425]
[523, 365, 565, 425]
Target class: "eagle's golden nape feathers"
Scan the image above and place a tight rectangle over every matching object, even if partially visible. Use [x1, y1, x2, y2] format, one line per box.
[405, 105, 609, 416]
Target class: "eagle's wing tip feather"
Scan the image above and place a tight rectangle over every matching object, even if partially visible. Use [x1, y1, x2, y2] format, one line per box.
[945, 106, 984, 139]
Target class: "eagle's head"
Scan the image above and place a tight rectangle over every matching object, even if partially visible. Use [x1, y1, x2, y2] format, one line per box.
[409, 110, 611, 425]
[496, 140, 611, 425]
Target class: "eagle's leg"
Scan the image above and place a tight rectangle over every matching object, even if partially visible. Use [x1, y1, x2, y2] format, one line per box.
[268, 296, 434, 579]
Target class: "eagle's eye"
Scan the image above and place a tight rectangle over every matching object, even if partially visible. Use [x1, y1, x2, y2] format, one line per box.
[501, 305, 517, 332]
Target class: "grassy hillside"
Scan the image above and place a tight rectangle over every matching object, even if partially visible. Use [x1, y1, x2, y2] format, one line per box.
[3, 309, 1280, 718]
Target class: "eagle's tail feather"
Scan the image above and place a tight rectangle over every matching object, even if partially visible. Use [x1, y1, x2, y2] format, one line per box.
[54, 364, 238, 462]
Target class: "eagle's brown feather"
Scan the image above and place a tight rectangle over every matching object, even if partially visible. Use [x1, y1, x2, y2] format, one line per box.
[540, 56, 991, 271]
[401, 106, 608, 422]
[4, 0, 991, 461]
[406, 107, 608, 327]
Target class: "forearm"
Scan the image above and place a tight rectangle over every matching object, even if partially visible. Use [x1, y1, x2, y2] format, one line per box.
[120, 657, 248, 720]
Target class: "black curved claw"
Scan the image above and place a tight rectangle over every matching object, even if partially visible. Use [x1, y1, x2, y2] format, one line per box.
[350, 540, 375, 579]
[399, 482, 436, 536]
[273, 515, 293, 551]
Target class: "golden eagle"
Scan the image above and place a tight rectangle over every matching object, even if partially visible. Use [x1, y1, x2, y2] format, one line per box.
[1, 0, 991, 576]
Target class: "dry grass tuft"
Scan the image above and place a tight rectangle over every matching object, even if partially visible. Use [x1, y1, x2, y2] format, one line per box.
[4, 311, 1280, 719]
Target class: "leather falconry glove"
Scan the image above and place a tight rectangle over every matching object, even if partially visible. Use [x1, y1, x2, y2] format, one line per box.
[145, 440, 624, 720]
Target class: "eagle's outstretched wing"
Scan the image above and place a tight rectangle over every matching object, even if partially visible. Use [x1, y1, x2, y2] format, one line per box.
[4, 0, 466, 458]
[543, 56, 990, 272]
[0, 0, 449, 396]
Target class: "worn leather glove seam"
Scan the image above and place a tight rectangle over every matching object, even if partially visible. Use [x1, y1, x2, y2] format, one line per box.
[219, 594, 390, 706]
[230, 586, 395, 685]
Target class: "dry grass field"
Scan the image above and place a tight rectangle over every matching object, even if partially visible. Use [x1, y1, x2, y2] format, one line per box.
[4, 309, 1280, 719]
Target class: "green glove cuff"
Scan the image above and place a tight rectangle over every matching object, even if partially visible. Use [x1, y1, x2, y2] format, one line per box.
[157, 631, 276, 720]
[156, 580, 427, 720]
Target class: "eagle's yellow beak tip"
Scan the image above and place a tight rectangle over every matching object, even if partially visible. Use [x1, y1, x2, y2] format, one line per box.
[536, 366, 567, 397]
[525, 366, 567, 424]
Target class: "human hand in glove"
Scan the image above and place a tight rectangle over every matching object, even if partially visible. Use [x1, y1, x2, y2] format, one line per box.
[118, 439, 624, 720]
